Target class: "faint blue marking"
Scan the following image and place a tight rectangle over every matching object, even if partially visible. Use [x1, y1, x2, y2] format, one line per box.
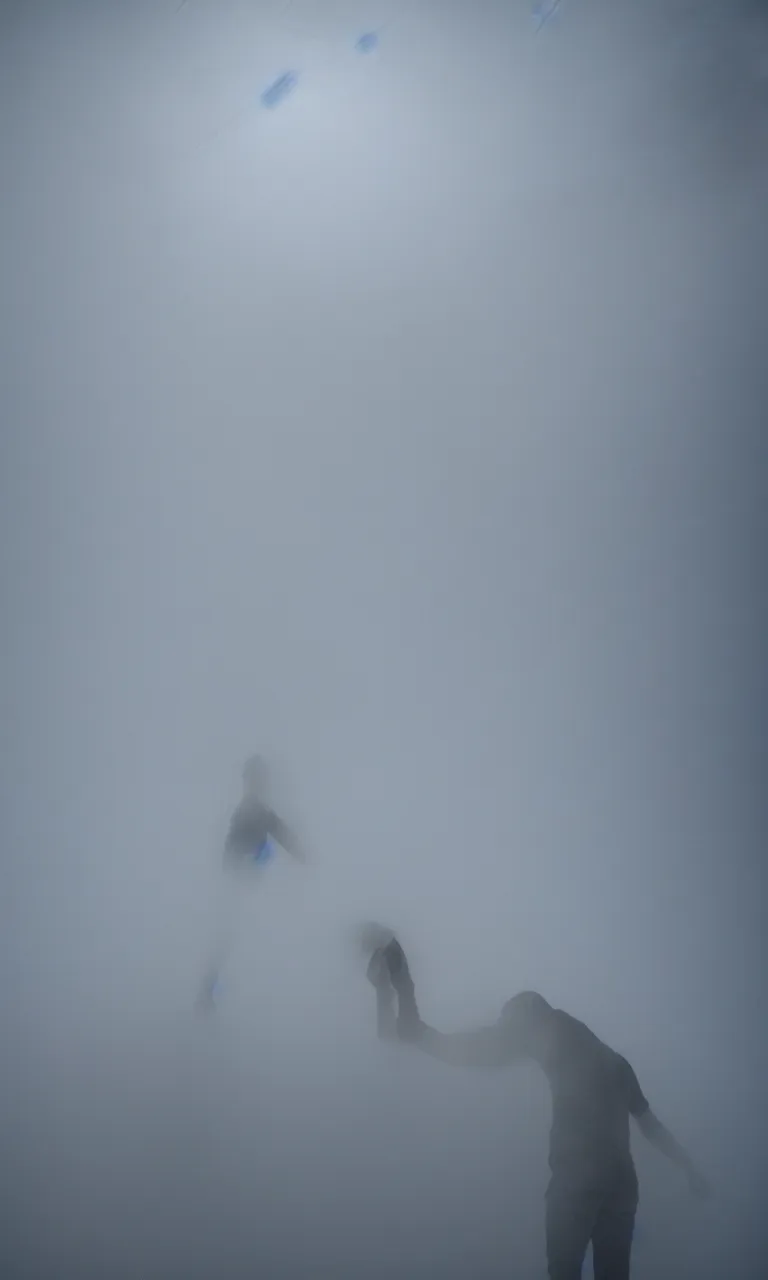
[250, 837, 275, 866]
[356, 32, 379, 54]
[261, 71, 299, 109]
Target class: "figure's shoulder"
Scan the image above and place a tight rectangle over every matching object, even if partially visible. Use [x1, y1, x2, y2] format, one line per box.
[229, 796, 269, 830]
[552, 1008, 589, 1041]
[551, 1010, 606, 1062]
[229, 797, 248, 824]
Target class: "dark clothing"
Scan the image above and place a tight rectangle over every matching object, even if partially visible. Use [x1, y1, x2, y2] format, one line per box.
[534, 1015, 647, 1278]
[387, 945, 650, 1280]
[404, 1001, 650, 1180]
[531, 1011, 649, 1177]
[223, 798, 291, 867]
[546, 1167, 638, 1280]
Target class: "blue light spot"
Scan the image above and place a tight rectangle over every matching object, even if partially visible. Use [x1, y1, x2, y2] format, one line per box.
[261, 71, 299, 109]
[251, 837, 275, 866]
[355, 32, 379, 54]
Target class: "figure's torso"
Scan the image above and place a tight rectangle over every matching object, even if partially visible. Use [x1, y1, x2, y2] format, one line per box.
[539, 1012, 640, 1180]
[225, 798, 275, 862]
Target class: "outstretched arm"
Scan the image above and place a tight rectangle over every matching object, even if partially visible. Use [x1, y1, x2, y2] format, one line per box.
[268, 812, 305, 861]
[635, 1109, 711, 1197]
[384, 938, 514, 1070]
[620, 1056, 710, 1197]
[408, 1022, 513, 1069]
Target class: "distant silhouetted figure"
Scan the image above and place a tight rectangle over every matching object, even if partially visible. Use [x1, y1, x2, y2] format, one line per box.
[365, 934, 710, 1280]
[196, 755, 304, 1012]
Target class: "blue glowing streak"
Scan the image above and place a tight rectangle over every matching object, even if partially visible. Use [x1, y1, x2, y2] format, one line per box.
[261, 71, 299, 109]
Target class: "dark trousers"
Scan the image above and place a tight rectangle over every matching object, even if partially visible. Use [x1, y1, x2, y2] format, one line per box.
[545, 1169, 638, 1280]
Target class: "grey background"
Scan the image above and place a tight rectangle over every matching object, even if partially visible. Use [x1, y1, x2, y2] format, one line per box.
[2, 1, 766, 1277]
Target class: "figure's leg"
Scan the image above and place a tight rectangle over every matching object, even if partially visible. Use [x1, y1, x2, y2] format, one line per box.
[590, 1178, 637, 1280]
[545, 1177, 600, 1280]
[197, 864, 243, 1011]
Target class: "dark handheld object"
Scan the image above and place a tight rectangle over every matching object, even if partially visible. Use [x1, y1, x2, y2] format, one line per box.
[381, 938, 422, 1040]
[381, 937, 409, 988]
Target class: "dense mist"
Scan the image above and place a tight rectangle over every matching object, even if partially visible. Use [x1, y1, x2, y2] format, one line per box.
[2, 2, 767, 1277]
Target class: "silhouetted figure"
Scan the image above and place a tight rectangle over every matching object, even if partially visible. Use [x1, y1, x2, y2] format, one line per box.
[365, 934, 709, 1280]
[197, 755, 303, 1012]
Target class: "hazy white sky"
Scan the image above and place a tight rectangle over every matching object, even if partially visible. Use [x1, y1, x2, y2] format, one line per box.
[2, 3, 766, 1277]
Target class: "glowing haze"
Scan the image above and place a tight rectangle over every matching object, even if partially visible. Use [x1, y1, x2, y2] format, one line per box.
[2, 2, 766, 1277]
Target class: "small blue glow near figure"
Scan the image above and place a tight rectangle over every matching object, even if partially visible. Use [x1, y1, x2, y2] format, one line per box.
[355, 32, 379, 54]
[250, 836, 276, 867]
[261, 70, 299, 109]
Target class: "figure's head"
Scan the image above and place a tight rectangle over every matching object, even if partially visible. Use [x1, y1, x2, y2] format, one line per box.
[242, 754, 268, 796]
[357, 921, 396, 956]
[498, 991, 552, 1042]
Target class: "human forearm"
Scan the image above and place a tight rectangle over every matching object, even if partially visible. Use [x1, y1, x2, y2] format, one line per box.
[382, 937, 510, 1069]
[381, 937, 420, 1032]
[376, 983, 397, 1041]
[410, 1022, 511, 1069]
[637, 1110, 709, 1194]
[270, 814, 305, 860]
[638, 1111, 693, 1169]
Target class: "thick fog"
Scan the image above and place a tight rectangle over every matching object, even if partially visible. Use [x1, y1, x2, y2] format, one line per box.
[2, 1, 767, 1277]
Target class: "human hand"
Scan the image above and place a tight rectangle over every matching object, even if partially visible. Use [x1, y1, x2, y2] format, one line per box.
[359, 922, 396, 956]
[366, 949, 392, 990]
